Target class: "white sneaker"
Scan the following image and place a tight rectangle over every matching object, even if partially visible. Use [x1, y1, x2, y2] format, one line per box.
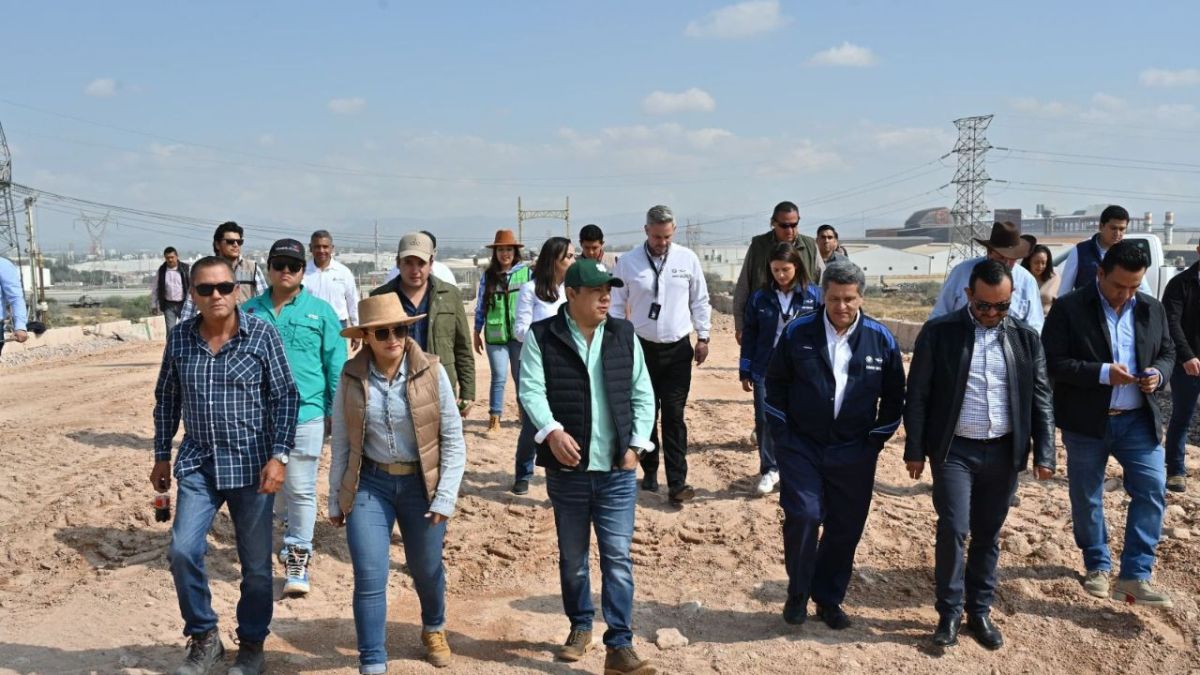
[756, 470, 779, 495]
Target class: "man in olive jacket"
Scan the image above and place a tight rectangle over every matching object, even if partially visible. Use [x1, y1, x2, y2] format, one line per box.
[733, 201, 822, 345]
[371, 232, 475, 413]
[904, 259, 1055, 650]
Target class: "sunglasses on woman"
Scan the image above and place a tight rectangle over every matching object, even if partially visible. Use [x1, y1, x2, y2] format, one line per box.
[372, 325, 409, 342]
[270, 259, 304, 273]
[195, 282, 238, 297]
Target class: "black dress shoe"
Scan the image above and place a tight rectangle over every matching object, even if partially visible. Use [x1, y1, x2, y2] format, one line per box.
[668, 484, 695, 504]
[932, 614, 961, 647]
[815, 604, 851, 630]
[782, 595, 808, 625]
[641, 475, 659, 492]
[966, 614, 1003, 650]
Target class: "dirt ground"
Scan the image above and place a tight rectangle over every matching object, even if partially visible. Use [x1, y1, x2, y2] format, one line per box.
[2, 311, 1200, 674]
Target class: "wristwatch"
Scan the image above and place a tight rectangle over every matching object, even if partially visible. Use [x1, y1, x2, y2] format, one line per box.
[696, 337, 710, 343]
[272, 453, 290, 466]
[632, 447, 650, 457]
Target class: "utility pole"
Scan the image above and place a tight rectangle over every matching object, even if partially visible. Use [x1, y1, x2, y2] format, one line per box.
[23, 196, 47, 324]
[517, 196, 571, 247]
[373, 219, 380, 272]
[948, 114, 994, 270]
[0, 119, 27, 313]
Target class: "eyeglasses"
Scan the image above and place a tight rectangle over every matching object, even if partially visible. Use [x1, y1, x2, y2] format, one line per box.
[973, 300, 1011, 314]
[221, 238, 244, 247]
[773, 221, 799, 229]
[270, 259, 303, 273]
[372, 325, 409, 342]
[195, 282, 238, 297]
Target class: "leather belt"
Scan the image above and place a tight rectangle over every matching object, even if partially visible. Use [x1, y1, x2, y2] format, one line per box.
[363, 457, 421, 476]
[955, 434, 1012, 446]
[1108, 408, 1141, 416]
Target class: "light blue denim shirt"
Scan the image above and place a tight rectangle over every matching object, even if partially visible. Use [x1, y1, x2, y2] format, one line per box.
[1098, 290, 1150, 411]
[329, 354, 467, 518]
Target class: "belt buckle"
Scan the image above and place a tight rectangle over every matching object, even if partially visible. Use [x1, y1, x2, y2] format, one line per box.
[1107, 409, 1124, 416]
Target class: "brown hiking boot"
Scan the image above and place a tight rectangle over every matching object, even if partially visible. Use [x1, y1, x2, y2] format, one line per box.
[604, 646, 656, 675]
[487, 415, 502, 433]
[421, 630, 452, 668]
[559, 628, 593, 662]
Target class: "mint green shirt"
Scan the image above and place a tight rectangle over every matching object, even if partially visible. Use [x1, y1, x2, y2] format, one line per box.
[243, 287, 346, 423]
[519, 313, 655, 471]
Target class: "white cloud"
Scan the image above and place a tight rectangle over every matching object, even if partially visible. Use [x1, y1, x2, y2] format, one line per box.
[872, 126, 954, 150]
[1011, 97, 1071, 116]
[149, 142, 184, 159]
[642, 88, 716, 115]
[84, 78, 118, 98]
[807, 42, 877, 68]
[1140, 68, 1200, 88]
[684, 0, 789, 39]
[328, 97, 367, 114]
[257, 134, 275, 147]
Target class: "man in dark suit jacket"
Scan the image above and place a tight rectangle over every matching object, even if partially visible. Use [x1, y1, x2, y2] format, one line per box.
[905, 259, 1056, 650]
[1160, 249, 1200, 493]
[1042, 240, 1175, 608]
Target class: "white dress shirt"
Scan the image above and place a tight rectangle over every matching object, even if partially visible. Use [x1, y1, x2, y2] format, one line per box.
[514, 280, 567, 342]
[954, 315, 1012, 439]
[824, 310, 860, 418]
[304, 259, 360, 324]
[610, 242, 712, 343]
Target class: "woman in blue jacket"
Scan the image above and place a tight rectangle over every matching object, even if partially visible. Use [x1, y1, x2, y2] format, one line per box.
[739, 242, 821, 495]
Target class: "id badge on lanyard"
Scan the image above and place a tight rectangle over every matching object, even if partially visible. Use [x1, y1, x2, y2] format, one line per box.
[645, 243, 669, 321]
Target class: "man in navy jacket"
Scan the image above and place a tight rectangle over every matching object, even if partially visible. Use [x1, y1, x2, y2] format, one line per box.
[764, 261, 906, 629]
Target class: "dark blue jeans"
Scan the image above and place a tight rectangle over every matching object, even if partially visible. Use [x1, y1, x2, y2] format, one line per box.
[1166, 363, 1200, 477]
[545, 468, 638, 648]
[346, 468, 447, 672]
[168, 460, 275, 642]
[777, 437, 877, 607]
[753, 380, 777, 474]
[931, 437, 1019, 618]
[1064, 408, 1166, 580]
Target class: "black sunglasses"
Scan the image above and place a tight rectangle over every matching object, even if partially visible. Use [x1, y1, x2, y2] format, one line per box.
[195, 282, 238, 297]
[973, 300, 1011, 314]
[270, 259, 304, 273]
[773, 221, 799, 229]
[221, 238, 244, 246]
[372, 325, 409, 342]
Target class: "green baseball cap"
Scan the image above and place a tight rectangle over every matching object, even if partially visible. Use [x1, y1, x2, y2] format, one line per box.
[564, 258, 624, 289]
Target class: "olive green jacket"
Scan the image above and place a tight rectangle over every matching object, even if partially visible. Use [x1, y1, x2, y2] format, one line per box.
[369, 276, 475, 401]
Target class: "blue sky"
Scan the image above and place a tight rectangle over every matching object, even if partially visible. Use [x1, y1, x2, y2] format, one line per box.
[4, 1, 1200, 252]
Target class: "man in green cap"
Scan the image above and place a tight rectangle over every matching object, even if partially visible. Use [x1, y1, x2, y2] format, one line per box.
[519, 258, 658, 675]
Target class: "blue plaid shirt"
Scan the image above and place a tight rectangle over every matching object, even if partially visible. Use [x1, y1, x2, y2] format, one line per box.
[154, 308, 300, 490]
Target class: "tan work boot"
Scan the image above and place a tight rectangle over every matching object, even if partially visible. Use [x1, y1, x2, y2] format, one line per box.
[487, 415, 502, 434]
[1167, 475, 1186, 493]
[604, 646, 655, 675]
[559, 628, 593, 662]
[1111, 578, 1174, 607]
[1082, 570, 1110, 599]
[421, 630, 452, 668]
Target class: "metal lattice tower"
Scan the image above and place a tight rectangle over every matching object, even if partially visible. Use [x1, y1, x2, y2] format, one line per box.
[76, 211, 113, 258]
[517, 196, 570, 246]
[948, 114, 994, 268]
[0, 121, 24, 267]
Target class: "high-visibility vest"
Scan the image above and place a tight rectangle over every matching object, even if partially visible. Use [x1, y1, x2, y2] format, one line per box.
[483, 263, 531, 345]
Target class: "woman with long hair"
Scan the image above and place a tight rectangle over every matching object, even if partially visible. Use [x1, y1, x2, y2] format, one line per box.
[472, 230, 530, 433]
[1022, 244, 1059, 314]
[739, 242, 821, 495]
[328, 294, 467, 672]
[510, 236, 576, 495]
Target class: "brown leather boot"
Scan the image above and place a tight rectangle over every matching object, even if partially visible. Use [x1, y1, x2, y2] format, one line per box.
[487, 414, 501, 433]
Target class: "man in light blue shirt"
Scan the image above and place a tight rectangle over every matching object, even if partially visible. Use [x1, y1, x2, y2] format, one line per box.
[931, 221, 1045, 333]
[0, 257, 28, 355]
[519, 258, 657, 674]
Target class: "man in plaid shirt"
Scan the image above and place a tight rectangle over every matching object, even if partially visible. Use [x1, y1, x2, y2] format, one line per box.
[152, 256, 299, 675]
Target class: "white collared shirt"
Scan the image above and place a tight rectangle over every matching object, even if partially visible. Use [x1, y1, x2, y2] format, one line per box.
[955, 313, 1012, 439]
[824, 310, 860, 418]
[304, 259, 360, 324]
[610, 242, 712, 343]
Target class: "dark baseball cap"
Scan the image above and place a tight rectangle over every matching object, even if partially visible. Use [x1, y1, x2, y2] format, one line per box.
[564, 258, 624, 289]
[268, 238, 306, 262]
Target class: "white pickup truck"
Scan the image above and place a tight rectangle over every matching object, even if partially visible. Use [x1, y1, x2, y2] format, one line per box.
[1054, 232, 1182, 298]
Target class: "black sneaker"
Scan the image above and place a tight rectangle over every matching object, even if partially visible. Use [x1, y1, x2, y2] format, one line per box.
[227, 640, 265, 675]
[512, 479, 530, 495]
[173, 629, 225, 675]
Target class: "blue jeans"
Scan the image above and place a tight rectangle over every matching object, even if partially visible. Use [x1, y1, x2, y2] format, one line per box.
[545, 468, 638, 648]
[485, 340, 520, 416]
[168, 460, 275, 642]
[1064, 408, 1166, 580]
[346, 467, 447, 672]
[753, 380, 776, 474]
[1166, 364, 1200, 477]
[279, 418, 325, 551]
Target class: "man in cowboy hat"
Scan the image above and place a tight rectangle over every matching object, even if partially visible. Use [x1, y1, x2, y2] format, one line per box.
[930, 221, 1045, 333]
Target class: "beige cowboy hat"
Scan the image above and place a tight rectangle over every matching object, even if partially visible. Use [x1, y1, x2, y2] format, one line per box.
[340, 294, 426, 338]
[484, 229, 524, 249]
[974, 221, 1032, 259]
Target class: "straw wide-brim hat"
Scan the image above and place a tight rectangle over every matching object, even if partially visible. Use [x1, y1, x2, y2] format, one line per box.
[484, 229, 524, 249]
[340, 294, 426, 338]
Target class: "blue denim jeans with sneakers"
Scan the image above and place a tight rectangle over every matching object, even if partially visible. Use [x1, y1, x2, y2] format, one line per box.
[279, 417, 325, 552]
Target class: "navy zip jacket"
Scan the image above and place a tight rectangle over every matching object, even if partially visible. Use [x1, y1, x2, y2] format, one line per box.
[739, 283, 821, 382]
[763, 308, 906, 462]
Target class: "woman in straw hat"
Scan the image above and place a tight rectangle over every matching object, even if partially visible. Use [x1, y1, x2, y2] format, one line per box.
[328, 294, 466, 672]
[472, 229, 531, 434]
